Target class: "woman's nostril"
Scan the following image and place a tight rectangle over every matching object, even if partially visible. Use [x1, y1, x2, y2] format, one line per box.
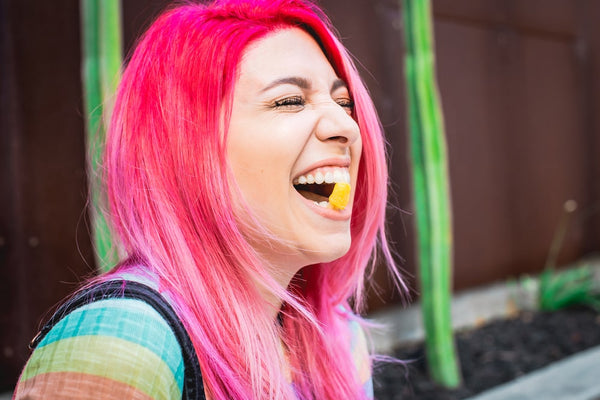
[329, 136, 348, 143]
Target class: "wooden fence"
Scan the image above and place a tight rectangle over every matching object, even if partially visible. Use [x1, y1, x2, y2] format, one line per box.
[1, 0, 598, 388]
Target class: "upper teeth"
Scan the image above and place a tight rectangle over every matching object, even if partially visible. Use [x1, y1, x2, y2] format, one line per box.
[294, 168, 351, 185]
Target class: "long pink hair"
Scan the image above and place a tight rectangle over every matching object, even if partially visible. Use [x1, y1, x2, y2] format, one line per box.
[103, 0, 403, 398]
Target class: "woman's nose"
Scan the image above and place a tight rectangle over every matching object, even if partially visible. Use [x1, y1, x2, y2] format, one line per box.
[314, 102, 360, 146]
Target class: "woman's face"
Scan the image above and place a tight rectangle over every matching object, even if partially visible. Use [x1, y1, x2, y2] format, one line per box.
[227, 28, 362, 273]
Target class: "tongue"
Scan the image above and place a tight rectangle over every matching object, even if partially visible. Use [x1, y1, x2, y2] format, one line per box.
[297, 190, 328, 202]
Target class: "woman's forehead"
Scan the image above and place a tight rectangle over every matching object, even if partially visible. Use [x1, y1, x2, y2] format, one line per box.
[236, 28, 341, 90]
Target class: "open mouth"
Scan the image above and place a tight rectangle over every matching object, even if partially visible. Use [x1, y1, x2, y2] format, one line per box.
[292, 167, 351, 208]
[294, 183, 335, 203]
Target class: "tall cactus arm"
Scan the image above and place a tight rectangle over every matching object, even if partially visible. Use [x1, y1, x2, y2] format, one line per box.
[80, 0, 122, 271]
[402, 0, 462, 387]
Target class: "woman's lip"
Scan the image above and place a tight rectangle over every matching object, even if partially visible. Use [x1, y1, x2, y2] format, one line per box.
[293, 157, 351, 180]
[295, 190, 352, 221]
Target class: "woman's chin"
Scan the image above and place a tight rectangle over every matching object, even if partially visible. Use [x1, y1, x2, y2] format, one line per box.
[303, 236, 352, 266]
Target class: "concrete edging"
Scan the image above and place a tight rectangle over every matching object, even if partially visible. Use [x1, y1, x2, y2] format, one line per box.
[464, 345, 600, 400]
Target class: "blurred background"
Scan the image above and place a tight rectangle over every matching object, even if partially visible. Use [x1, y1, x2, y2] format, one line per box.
[1, 0, 599, 391]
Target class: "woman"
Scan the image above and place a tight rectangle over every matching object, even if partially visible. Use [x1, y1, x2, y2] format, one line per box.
[15, 0, 404, 398]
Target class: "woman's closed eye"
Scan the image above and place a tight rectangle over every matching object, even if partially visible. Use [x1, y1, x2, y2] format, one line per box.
[336, 97, 354, 114]
[273, 95, 354, 115]
[274, 95, 305, 109]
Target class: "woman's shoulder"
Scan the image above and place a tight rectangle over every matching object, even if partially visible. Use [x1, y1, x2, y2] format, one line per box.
[338, 307, 370, 353]
[15, 296, 185, 399]
[343, 311, 374, 399]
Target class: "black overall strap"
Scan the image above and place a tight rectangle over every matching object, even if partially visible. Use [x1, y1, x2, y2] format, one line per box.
[29, 280, 205, 400]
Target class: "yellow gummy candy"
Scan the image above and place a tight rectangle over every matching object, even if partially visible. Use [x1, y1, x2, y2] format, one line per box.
[329, 182, 351, 210]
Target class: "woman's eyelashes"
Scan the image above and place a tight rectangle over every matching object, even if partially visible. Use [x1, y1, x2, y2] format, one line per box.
[273, 95, 305, 109]
[336, 97, 354, 114]
[272, 95, 354, 113]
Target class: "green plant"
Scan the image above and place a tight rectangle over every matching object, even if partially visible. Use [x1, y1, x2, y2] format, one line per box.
[539, 265, 600, 312]
[401, 0, 461, 388]
[538, 199, 600, 312]
[80, 0, 123, 270]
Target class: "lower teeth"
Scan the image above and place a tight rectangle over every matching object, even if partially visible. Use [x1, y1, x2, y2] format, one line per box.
[315, 201, 330, 208]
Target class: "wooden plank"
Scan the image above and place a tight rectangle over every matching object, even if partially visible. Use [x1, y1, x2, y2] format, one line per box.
[0, 0, 94, 389]
[433, 0, 577, 37]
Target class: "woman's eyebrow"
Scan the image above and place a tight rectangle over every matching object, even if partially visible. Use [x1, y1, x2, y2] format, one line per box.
[259, 76, 348, 94]
[260, 76, 311, 92]
[331, 78, 348, 93]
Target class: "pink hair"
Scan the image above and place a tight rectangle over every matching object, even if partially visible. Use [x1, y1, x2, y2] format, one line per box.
[103, 0, 404, 398]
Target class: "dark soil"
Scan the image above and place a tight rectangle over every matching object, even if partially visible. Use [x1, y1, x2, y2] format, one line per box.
[373, 307, 600, 400]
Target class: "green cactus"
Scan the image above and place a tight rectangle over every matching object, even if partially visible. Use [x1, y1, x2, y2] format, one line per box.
[402, 0, 461, 387]
[80, 0, 122, 271]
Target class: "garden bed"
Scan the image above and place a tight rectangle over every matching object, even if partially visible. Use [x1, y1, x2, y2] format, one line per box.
[373, 306, 600, 399]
